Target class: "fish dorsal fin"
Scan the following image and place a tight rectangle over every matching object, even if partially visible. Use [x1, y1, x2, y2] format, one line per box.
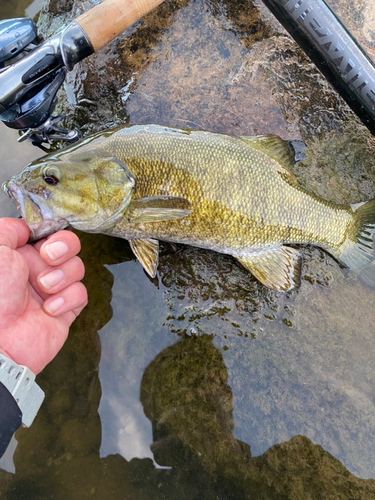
[239, 135, 296, 171]
[350, 201, 366, 212]
[129, 238, 159, 278]
[127, 196, 192, 224]
[237, 246, 302, 291]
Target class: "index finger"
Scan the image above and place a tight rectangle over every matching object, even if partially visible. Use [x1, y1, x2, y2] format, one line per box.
[37, 230, 81, 266]
[0, 218, 30, 249]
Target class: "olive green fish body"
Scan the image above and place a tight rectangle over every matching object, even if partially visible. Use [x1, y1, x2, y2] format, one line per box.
[5, 125, 375, 291]
[92, 127, 349, 252]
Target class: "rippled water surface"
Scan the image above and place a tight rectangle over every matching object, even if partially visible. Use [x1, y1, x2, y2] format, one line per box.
[1, 0, 375, 498]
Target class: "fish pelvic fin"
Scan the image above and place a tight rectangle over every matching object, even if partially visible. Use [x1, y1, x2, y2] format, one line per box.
[239, 135, 296, 171]
[237, 246, 302, 292]
[129, 238, 159, 278]
[338, 199, 375, 286]
[126, 196, 192, 224]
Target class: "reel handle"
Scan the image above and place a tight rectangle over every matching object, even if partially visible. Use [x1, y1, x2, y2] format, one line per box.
[75, 0, 164, 53]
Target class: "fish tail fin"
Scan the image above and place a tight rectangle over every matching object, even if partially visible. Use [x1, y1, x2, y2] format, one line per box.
[338, 199, 375, 286]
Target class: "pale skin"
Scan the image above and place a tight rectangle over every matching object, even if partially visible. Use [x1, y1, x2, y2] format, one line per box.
[0, 218, 87, 375]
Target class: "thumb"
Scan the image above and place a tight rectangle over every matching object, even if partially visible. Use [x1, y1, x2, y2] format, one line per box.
[0, 219, 30, 327]
[0, 218, 30, 249]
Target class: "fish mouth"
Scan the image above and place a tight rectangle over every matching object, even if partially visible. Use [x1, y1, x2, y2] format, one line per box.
[3, 180, 69, 241]
[3, 180, 23, 214]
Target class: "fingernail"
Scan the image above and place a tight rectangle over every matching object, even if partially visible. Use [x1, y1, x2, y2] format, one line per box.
[44, 296, 65, 315]
[39, 269, 64, 290]
[45, 241, 68, 261]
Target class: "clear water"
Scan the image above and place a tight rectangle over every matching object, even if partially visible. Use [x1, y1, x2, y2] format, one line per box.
[1, 0, 375, 498]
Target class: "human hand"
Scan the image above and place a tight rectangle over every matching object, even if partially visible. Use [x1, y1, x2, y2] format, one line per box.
[0, 218, 87, 375]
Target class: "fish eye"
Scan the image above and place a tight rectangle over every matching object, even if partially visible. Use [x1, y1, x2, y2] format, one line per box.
[42, 166, 61, 186]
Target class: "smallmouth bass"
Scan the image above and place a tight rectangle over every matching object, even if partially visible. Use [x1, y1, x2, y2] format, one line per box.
[4, 124, 375, 291]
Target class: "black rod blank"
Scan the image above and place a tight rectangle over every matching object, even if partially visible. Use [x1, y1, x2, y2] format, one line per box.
[261, 0, 375, 134]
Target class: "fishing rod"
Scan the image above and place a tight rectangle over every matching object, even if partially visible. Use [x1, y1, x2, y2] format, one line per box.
[0, 0, 374, 145]
[0, 0, 164, 145]
[261, 0, 375, 135]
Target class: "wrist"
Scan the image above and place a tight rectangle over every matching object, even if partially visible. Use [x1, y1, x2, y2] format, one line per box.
[0, 347, 17, 364]
[0, 352, 45, 427]
[0, 345, 44, 375]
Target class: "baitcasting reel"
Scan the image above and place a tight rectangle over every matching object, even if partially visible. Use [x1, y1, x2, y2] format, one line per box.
[0, 17, 93, 146]
[0, 0, 165, 148]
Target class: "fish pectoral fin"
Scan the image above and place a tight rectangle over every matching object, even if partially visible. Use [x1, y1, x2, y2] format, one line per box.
[237, 246, 302, 291]
[127, 196, 192, 224]
[239, 135, 297, 174]
[129, 238, 159, 278]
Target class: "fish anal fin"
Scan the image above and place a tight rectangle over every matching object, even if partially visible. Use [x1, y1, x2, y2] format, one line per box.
[237, 246, 302, 291]
[129, 238, 159, 278]
[127, 196, 192, 224]
[239, 135, 296, 171]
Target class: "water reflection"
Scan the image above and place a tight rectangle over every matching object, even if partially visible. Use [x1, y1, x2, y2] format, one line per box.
[0, 0, 37, 19]
[4, 325, 375, 499]
[0, 127, 43, 218]
[141, 334, 375, 499]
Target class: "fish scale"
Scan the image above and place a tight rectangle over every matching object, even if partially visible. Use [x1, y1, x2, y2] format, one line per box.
[104, 126, 352, 253]
[5, 124, 375, 291]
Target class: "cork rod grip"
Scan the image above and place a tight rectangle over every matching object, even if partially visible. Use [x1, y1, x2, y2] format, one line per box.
[75, 0, 164, 52]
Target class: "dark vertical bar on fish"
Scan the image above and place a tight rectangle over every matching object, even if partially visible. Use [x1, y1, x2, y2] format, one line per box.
[261, 0, 375, 135]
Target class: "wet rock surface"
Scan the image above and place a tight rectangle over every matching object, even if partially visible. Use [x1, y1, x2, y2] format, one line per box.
[2, 0, 375, 497]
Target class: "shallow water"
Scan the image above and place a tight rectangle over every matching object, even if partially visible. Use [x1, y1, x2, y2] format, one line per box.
[1, 0, 375, 498]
